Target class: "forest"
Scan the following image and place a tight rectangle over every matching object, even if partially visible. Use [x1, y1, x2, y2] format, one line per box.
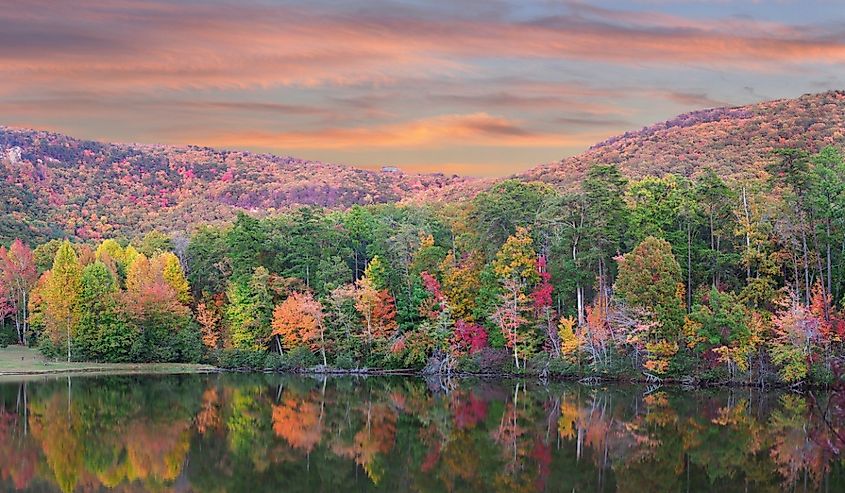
[4, 146, 845, 386]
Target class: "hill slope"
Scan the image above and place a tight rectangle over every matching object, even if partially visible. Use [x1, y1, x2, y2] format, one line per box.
[521, 90, 845, 187]
[0, 127, 477, 242]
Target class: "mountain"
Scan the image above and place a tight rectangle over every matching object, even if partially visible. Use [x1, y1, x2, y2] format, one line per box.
[521, 90, 845, 188]
[5, 91, 845, 244]
[0, 127, 478, 243]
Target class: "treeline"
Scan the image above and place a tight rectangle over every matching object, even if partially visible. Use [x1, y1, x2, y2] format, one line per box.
[3, 146, 845, 384]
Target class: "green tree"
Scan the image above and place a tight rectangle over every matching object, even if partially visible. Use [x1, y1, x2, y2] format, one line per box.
[226, 267, 273, 351]
[186, 225, 229, 297]
[583, 164, 628, 312]
[695, 169, 736, 289]
[226, 213, 269, 282]
[138, 230, 173, 257]
[77, 261, 134, 361]
[469, 180, 553, 255]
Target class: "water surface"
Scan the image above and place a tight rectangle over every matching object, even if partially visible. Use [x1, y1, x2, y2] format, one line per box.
[1, 374, 844, 492]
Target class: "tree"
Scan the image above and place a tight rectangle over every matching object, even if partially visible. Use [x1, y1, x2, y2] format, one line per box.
[492, 279, 530, 369]
[138, 230, 173, 257]
[615, 237, 684, 373]
[491, 227, 540, 368]
[583, 164, 628, 314]
[196, 294, 225, 351]
[363, 256, 389, 291]
[469, 180, 553, 255]
[226, 213, 269, 282]
[684, 288, 758, 378]
[159, 252, 191, 305]
[808, 147, 845, 308]
[536, 192, 590, 325]
[353, 274, 397, 352]
[0, 239, 37, 344]
[77, 261, 133, 361]
[123, 253, 199, 362]
[43, 241, 82, 361]
[186, 225, 230, 297]
[226, 267, 273, 351]
[695, 169, 736, 289]
[439, 251, 482, 322]
[272, 292, 318, 352]
[271, 292, 327, 365]
[769, 292, 823, 383]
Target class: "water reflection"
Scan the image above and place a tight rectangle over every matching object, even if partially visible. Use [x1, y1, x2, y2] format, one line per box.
[1, 375, 845, 492]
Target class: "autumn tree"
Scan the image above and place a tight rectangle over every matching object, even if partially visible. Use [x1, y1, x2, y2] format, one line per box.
[0, 239, 37, 344]
[492, 227, 539, 369]
[43, 241, 82, 361]
[615, 236, 684, 374]
[123, 253, 200, 362]
[271, 292, 327, 365]
[159, 252, 191, 304]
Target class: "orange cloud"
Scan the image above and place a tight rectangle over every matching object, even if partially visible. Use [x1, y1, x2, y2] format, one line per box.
[206, 113, 604, 150]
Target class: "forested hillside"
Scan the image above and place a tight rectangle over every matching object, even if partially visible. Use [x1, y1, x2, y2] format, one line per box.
[522, 90, 845, 187]
[5, 143, 845, 386]
[0, 127, 478, 243]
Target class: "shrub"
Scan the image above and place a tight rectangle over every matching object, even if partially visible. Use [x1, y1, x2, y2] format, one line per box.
[218, 349, 267, 370]
[334, 352, 356, 370]
[286, 346, 317, 369]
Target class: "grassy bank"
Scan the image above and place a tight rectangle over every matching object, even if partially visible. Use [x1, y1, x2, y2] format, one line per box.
[0, 345, 218, 376]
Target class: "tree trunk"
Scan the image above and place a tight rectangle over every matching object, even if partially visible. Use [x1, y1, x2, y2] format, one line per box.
[573, 240, 584, 325]
[827, 219, 833, 309]
[66, 321, 71, 363]
[686, 222, 692, 312]
[801, 227, 810, 306]
[709, 211, 716, 287]
[742, 186, 751, 281]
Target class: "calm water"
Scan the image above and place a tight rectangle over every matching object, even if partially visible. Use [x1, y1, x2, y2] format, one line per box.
[1, 374, 844, 492]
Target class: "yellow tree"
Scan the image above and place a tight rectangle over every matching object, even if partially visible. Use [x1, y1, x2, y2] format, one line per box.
[44, 241, 82, 362]
[158, 252, 191, 305]
[492, 227, 539, 369]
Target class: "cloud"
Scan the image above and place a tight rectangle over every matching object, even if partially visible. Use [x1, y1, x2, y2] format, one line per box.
[1, 0, 844, 95]
[206, 113, 602, 150]
[1, 0, 842, 176]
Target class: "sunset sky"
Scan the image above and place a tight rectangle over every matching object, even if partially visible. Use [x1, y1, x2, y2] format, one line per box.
[2, 0, 845, 176]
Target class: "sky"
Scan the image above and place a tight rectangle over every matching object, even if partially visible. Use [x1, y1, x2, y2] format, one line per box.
[1, 0, 845, 176]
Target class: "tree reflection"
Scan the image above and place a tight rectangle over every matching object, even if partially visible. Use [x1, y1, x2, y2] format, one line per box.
[2, 375, 845, 492]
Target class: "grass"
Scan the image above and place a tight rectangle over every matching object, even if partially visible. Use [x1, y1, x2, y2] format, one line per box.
[0, 345, 217, 376]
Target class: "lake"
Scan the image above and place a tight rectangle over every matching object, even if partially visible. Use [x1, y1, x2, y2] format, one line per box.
[1, 374, 844, 492]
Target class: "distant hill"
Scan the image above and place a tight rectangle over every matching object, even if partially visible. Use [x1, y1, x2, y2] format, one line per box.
[520, 90, 845, 188]
[0, 127, 478, 243]
[5, 90, 845, 244]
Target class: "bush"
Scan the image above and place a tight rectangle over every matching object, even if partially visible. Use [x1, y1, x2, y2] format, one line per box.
[0, 323, 17, 347]
[264, 352, 286, 371]
[809, 362, 834, 386]
[547, 357, 579, 377]
[455, 355, 481, 373]
[473, 347, 511, 373]
[173, 325, 203, 363]
[334, 352, 356, 370]
[286, 346, 317, 370]
[37, 334, 62, 359]
[218, 349, 268, 370]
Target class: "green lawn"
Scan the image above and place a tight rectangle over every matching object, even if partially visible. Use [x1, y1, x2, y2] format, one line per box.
[0, 345, 217, 375]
